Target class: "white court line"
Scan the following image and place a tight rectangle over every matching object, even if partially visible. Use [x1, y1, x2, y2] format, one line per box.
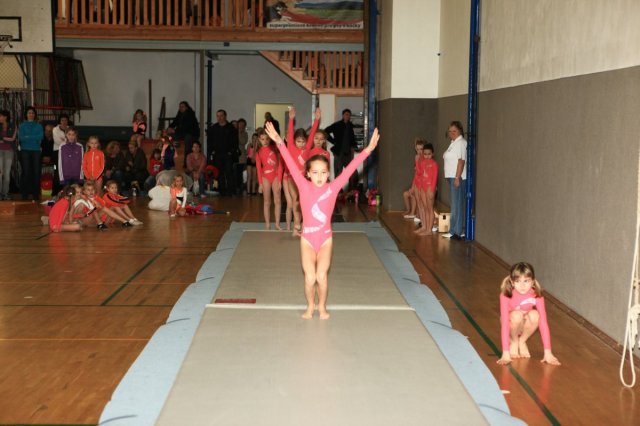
[207, 303, 414, 311]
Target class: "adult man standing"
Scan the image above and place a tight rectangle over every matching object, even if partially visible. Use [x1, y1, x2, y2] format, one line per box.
[207, 109, 238, 195]
[264, 111, 280, 135]
[325, 109, 357, 183]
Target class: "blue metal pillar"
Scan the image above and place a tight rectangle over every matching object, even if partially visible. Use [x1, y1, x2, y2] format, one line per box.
[465, 0, 480, 240]
[366, 0, 378, 189]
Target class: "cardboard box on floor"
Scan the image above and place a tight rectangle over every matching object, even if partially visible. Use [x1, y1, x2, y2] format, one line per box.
[436, 212, 450, 233]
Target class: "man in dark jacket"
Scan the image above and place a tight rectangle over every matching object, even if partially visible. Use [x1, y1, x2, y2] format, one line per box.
[207, 109, 238, 195]
[325, 109, 356, 182]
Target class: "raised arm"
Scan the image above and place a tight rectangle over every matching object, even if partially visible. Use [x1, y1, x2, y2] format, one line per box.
[287, 107, 296, 144]
[306, 108, 321, 150]
[332, 128, 379, 190]
[266, 122, 306, 189]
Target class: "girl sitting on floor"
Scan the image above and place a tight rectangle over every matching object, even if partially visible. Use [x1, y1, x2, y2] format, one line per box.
[169, 174, 188, 218]
[103, 180, 143, 226]
[48, 186, 82, 233]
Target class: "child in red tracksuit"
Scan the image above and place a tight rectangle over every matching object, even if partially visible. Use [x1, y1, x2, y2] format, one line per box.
[82, 136, 105, 192]
[103, 180, 143, 226]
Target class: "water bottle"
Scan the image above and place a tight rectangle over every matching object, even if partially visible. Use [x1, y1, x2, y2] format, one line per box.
[132, 187, 137, 197]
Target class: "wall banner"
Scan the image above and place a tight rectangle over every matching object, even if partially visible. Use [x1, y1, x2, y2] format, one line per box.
[265, 0, 364, 30]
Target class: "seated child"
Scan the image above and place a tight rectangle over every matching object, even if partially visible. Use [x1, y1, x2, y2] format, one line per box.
[103, 180, 143, 225]
[48, 186, 82, 232]
[145, 148, 163, 191]
[169, 174, 188, 218]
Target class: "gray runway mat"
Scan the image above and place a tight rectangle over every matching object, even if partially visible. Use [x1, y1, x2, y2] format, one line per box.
[157, 308, 486, 426]
[157, 230, 488, 425]
[211, 231, 408, 307]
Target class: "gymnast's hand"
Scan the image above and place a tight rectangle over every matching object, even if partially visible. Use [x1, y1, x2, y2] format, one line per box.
[265, 122, 284, 145]
[364, 128, 380, 154]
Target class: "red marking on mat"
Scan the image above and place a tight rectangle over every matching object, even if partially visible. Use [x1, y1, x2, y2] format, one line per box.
[214, 298, 257, 304]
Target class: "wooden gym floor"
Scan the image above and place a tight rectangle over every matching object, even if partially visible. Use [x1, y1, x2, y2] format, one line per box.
[0, 196, 637, 425]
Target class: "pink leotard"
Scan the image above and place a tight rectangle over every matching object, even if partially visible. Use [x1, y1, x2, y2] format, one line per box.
[256, 144, 282, 185]
[276, 140, 369, 253]
[500, 289, 552, 351]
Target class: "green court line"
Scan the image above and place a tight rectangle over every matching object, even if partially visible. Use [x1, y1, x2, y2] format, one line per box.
[373, 213, 561, 426]
[100, 248, 167, 306]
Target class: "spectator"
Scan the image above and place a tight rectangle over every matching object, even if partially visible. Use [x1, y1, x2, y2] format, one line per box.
[51, 114, 70, 192]
[442, 120, 467, 240]
[325, 109, 357, 189]
[18, 106, 44, 200]
[236, 118, 248, 195]
[41, 124, 55, 166]
[58, 127, 84, 187]
[167, 101, 199, 163]
[104, 141, 126, 190]
[186, 141, 206, 197]
[124, 137, 148, 192]
[132, 109, 147, 147]
[0, 110, 16, 200]
[207, 109, 238, 195]
[264, 111, 280, 135]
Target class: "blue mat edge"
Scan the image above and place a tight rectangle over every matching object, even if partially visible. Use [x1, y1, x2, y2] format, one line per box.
[98, 221, 526, 426]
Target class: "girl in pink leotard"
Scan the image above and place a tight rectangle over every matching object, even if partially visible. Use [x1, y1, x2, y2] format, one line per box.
[497, 262, 561, 366]
[256, 128, 283, 230]
[414, 142, 438, 236]
[265, 122, 380, 320]
[284, 107, 321, 236]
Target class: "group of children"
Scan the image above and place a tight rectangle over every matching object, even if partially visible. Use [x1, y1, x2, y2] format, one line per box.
[402, 138, 438, 236]
[398, 138, 560, 365]
[46, 179, 143, 232]
[248, 107, 331, 233]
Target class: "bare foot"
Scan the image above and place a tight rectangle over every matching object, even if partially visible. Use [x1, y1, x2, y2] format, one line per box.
[318, 310, 330, 320]
[518, 340, 531, 358]
[416, 229, 433, 236]
[275, 224, 282, 231]
[509, 340, 520, 359]
[413, 227, 423, 234]
[264, 223, 270, 230]
[301, 308, 314, 319]
[292, 228, 301, 237]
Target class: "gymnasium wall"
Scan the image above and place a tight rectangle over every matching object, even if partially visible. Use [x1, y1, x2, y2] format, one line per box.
[432, 0, 640, 341]
[377, 0, 441, 209]
[73, 50, 201, 129]
[71, 51, 312, 133]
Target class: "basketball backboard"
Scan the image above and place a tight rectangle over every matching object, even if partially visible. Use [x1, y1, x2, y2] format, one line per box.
[0, 0, 54, 54]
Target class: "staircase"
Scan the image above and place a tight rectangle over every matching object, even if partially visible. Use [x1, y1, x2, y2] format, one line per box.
[261, 50, 364, 96]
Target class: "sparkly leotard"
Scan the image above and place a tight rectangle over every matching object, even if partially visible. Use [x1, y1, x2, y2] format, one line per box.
[256, 144, 282, 185]
[276, 141, 369, 252]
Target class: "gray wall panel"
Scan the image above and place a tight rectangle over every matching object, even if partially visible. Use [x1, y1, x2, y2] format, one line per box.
[474, 67, 640, 341]
[378, 98, 438, 211]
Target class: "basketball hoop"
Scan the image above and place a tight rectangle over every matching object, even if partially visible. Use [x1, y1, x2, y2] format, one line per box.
[0, 35, 13, 60]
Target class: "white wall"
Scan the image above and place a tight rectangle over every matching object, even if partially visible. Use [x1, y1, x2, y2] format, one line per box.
[438, 0, 470, 97]
[211, 54, 312, 134]
[72, 51, 313, 136]
[378, 0, 441, 100]
[480, 0, 640, 91]
[73, 50, 200, 129]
